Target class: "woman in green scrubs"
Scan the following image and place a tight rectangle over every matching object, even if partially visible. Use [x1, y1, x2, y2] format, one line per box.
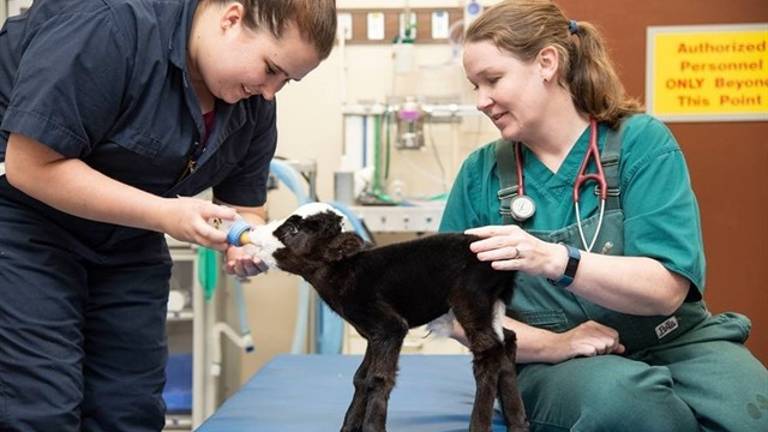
[441, 1, 768, 431]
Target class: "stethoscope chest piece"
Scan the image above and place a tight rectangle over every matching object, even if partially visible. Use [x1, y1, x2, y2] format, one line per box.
[510, 194, 536, 222]
[509, 119, 607, 251]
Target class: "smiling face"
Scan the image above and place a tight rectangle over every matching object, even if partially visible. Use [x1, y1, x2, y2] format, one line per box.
[189, 2, 321, 103]
[463, 40, 553, 142]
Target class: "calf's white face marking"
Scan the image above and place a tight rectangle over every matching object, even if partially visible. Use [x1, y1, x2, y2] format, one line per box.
[249, 203, 352, 269]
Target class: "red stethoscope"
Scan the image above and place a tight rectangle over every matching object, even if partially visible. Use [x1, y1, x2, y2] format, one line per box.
[509, 119, 607, 252]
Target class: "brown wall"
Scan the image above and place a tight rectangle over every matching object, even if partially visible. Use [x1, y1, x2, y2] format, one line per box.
[555, 0, 768, 364]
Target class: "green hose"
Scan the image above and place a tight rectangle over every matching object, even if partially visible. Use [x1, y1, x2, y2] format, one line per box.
[371, 114, 397, 204]
[372, 114, 383, 194]
[197, 247, 219, 302]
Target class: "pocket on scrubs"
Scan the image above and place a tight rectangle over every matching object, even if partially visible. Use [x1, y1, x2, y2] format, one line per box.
[165, 153, 237, 198]
[111, 128, 165, 160]
[517, 310, 570, 333]
[650, 311, 753, 354]
[700, 312, 752, 344]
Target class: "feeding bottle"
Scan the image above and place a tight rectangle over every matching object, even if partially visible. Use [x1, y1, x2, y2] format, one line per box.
[209, 217, 253, 247]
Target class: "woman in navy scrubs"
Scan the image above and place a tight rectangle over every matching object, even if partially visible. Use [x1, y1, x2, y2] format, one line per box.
[0, 1, 336, 430]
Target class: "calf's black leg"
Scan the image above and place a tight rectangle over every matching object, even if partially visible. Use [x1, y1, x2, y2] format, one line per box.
[498, 328, 529, 432]
[360, 323, 407, 432]
[453, 303, 505, 432]
[341, 344, 373, 432]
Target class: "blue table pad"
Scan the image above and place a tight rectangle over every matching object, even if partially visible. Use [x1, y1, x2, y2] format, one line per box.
[197, 354, 509, 432]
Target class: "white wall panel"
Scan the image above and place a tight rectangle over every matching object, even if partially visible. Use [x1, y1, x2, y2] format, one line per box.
[7, 0, 31, 17]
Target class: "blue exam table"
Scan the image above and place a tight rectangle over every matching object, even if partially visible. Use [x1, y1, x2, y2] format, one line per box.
[196, 354, 509, 431]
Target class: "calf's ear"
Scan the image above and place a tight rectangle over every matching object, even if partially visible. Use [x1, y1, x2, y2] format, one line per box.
[322, 233, 365, 262]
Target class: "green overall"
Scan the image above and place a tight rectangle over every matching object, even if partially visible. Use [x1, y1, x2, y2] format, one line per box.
[440, 115, 768, 431]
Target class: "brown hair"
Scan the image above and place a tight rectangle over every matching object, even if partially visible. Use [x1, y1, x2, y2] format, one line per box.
[466, 0, 641, 127]
[208, 0, 337, 59]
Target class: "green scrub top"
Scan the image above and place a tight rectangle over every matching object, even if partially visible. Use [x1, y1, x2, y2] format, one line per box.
[440, 114, 706, 296]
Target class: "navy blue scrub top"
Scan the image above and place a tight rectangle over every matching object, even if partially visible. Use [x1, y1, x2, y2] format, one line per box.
[0, 0, 276, 211]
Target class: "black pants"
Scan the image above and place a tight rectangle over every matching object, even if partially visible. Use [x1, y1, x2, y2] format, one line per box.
[0, 188, 171, 432]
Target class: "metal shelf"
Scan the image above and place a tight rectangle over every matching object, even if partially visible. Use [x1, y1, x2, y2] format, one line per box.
[164, 413, 192, 431]
[165, 235, 196, 250]
[349, 204, 444, 233]
[167, 310, 195, 321]
[165, 241, 211, 429]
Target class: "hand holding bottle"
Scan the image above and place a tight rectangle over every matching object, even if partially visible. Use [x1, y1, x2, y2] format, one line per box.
[209, 214, 269, 279]
[161, 197, 237, 251]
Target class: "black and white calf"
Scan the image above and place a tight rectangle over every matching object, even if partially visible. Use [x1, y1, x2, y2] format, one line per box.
[250, 203, 529, 432]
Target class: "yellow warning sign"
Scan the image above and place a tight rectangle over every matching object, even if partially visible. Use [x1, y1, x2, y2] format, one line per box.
[646, 24, 768, 122]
